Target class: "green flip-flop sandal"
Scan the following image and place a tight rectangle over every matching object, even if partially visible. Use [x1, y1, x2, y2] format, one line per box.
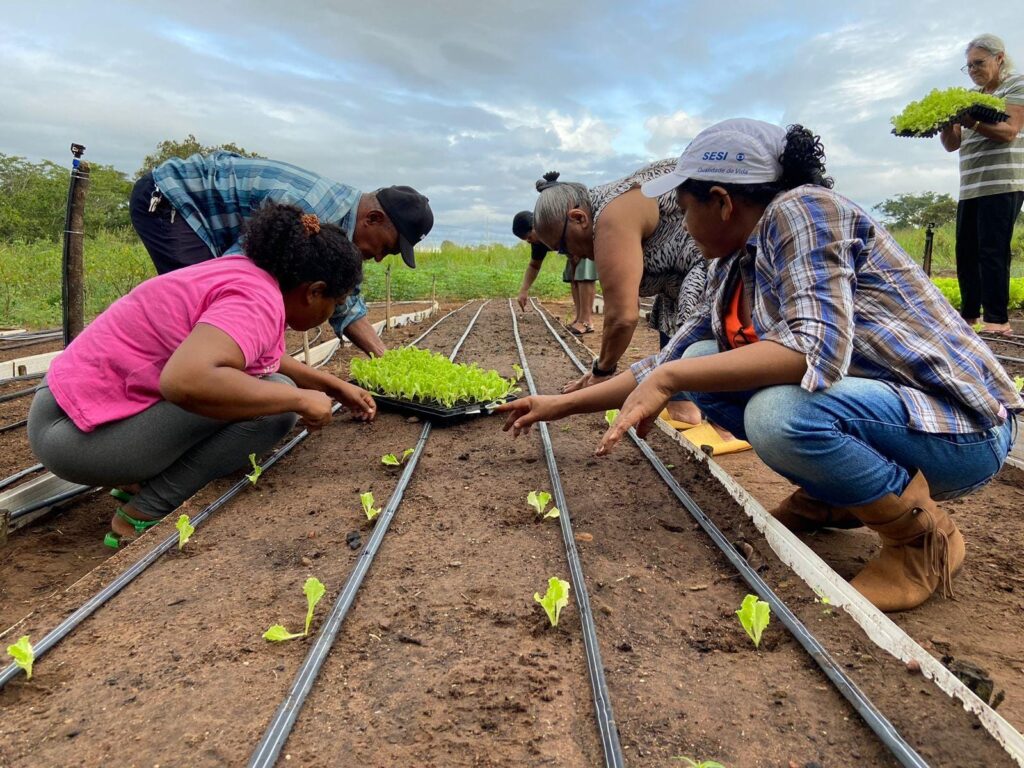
[109, 488, 134, 504]
[103, 508, 162, 549]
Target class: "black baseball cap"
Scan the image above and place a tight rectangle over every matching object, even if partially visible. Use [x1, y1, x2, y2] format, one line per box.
[376, 185, 433, 268]
[512, 211, 534, 239]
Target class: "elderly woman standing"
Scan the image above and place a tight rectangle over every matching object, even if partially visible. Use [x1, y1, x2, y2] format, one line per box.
[532, 167, 727, 441]
[941, 34, 1024, 336]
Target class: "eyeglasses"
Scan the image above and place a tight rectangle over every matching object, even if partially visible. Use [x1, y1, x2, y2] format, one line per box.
[962, 56, 993, 73]
[555, 213, 571, 255]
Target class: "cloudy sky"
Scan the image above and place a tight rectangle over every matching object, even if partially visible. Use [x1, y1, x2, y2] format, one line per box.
[2, 1, 1021, 245]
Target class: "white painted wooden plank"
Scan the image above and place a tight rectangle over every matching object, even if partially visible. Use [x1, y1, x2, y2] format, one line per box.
[292, 339, 340, 368]
[0, 350, 61, 382]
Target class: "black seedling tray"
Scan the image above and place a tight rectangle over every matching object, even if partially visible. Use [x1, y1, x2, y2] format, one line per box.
[893, 104, 1010, 138]
[363, 390, 518, 424]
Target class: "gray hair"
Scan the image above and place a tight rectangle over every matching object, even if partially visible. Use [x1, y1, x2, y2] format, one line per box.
[533, 181, 593, 233]
[966, 34, 1015, 81]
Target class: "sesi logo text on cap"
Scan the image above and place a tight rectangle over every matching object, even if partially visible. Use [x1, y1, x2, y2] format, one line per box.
[701, 151, 729, 161]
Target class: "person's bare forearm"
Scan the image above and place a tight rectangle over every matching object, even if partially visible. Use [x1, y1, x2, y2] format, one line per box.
[343, 316, 387, 357]
[597, 313, 638, 370]
[519, 261, 543, 294]
[653, 340, 806, 394]
[278, 355, 346, 397]
[161, 365, 305, 421]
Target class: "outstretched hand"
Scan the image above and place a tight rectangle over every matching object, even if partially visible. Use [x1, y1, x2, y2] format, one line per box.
[335, 381, 377, 422]
[595, 377, 670, 455]
[494, 394, 563, 437]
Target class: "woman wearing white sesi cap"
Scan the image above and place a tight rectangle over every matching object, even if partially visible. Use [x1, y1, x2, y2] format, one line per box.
[498, 118, 1022, 613]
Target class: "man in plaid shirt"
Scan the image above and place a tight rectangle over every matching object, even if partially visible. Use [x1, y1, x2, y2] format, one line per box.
[130, 151, 433, 358]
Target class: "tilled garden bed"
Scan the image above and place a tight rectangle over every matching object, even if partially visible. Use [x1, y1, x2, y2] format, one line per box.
[0, 301, 1016, 767]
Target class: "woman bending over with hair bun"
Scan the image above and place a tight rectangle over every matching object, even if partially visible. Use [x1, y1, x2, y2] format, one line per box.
[29, 202, 376, 548]
[500, 119, 1021, 613]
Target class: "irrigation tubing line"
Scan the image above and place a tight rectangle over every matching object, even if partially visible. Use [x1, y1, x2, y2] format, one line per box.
[508, 299, 625, 768]
[0, 413, 332, 689]
[0, 418, 27, 435]
[0, 463, 44, 492]
[994, 353, 1024, 366]
[981, 334, 1024, 350]
[10, 485, 98, 521]
[0, 372, 46, 386]
[530, 298, 930, 768]
[410, 300, 472, 348]
[248, 301, 488, 768]
[0, 386, 38, 405]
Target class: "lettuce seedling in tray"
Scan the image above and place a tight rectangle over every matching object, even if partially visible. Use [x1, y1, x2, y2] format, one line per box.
[351, 347, 519, 421]
[891, 87, 1008, 137]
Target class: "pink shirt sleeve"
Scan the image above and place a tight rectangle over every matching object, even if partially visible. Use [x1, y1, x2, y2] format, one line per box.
[195, 281, 285, 375]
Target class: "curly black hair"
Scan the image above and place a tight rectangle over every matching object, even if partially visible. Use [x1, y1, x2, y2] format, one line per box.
[243, 202, 362, 297]
[535, 170, 561, 192]
[679, 124, 834, 205]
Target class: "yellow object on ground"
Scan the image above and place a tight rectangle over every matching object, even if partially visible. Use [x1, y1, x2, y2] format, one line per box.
[681, 422, 752, 456]
[658, 409, 699, 431]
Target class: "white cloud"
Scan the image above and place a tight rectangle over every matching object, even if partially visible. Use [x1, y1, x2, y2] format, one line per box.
[643, 110, 709, 156]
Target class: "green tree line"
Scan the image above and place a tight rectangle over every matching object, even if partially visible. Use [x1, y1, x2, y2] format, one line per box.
[0, 135, 261, 243]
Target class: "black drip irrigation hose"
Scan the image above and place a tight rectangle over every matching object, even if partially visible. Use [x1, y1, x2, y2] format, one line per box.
[508, 300, 625, 768]
[0, 413, 333, 688]
[247, 301, 487, 768]
[0, 386, 39, 405]
[981, 334, 1024, 350]
[994, 353, 1024, 366]
[529, 298, 930, 768]
[0, 463, 44, 492]
[0, 419, 27, 435]
[0, 372, 45, 386]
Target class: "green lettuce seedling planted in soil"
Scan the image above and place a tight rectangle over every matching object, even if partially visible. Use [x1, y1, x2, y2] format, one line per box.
[246, 453, 263, 485]
[1015, 376, 1023, 394]
[175, 514, 195, 551]
[351, 347, 518, 408]
[605, 409, 619, 427]
[7, 635, 34, 679]
[381, 448, 415, 467]
[736, 594, 771, 648]
[672, 758, 728, 768]
[263, 577, 327, 642]
[526, 490, 560, 520]
[361, 491, 381, 521]
[535, 577, 571, 627]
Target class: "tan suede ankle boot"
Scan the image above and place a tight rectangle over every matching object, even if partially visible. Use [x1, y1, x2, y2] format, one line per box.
[769, 488, 863, 533]
[847, 472, 965, 612]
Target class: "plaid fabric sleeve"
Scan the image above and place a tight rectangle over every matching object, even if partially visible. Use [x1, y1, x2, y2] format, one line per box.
[756, 196, 859, 392]
[328, 284, 368, 338]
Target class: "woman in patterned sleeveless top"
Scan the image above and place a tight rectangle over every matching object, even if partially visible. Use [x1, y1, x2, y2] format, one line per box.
[530, 165, 709, 428]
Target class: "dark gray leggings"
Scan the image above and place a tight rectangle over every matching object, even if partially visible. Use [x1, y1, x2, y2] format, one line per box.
[28, 375, 298, 517]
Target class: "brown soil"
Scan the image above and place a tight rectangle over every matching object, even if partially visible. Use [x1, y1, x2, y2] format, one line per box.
[0, 301, 1012, 767]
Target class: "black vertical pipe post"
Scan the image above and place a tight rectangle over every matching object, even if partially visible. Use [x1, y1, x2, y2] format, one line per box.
[922, 222, 935, 278]
[62, 143, 88, 345]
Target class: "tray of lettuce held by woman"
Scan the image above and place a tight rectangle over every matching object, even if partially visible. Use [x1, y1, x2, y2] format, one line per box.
[891, 87, 1009, 138]
[350, 347, 521, 423]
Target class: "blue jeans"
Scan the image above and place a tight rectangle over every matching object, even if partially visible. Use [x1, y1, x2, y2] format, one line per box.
[677, 340, 1016, 506]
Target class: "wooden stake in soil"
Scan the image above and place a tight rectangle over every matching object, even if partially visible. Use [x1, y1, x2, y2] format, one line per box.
[431, 274, 436, 310]
[302, 331, 311, 365]
[63, 148, 89, 345]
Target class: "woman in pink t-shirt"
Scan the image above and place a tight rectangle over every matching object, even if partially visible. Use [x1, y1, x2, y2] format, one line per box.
[28, 202, 376, 547]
